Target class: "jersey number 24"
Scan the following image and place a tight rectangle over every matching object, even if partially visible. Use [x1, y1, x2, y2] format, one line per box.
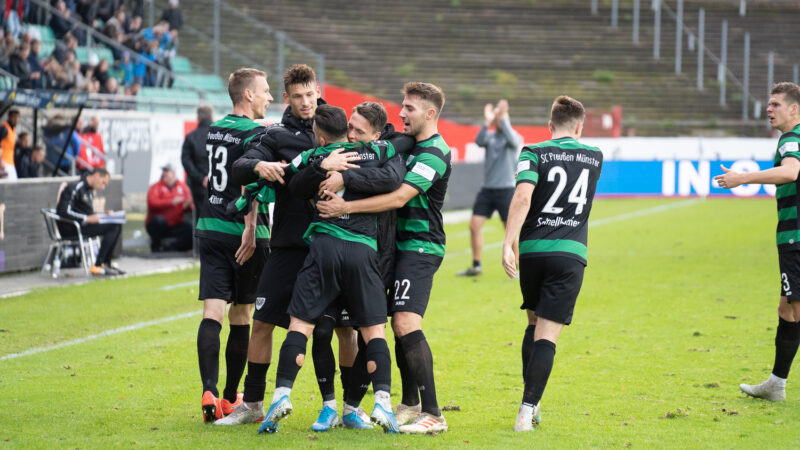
[542, 167, 589, 215]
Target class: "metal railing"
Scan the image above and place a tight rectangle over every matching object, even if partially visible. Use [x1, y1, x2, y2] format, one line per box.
[0, 67, 19, 89]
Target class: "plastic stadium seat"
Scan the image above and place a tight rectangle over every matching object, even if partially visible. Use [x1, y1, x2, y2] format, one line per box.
[27, 24, 55, 43]
[171, 56, 192, 73]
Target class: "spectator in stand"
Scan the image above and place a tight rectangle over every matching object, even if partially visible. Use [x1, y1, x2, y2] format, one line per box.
[49, 1, 73, 40]
[181, 104, 213, 221]
[104, 8, 126, 38]
[4, 0, 27, 39]
[76, 0, 98, 28]
[128, 0, 143, 19]
[119, 50, 133, 86]
[70, 59, 90, 90]
[28, 38, 44, 88]
[101, 76, 118, 94]
[146, 163, 193, 252]
[78, 115, 105, 170]
[93, 57, 110, 87]
[160, 0, 182, 33]
[52, 33, 77, 65]
[0, 30, 9, 69]
[8, 42, 32, 88]
[12, 129, 29, 168]
[96, 0, 120, 22]
[2, 28, 16, 63]
[0, 109, 19, 180]
[43, 114, 80, 173]
[18, 145, 44, 178]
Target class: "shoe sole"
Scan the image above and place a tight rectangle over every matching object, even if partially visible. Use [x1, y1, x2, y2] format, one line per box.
[371, 414, 398, 434]
[202, 404, 218, 423]
[259, 405, 292, 433]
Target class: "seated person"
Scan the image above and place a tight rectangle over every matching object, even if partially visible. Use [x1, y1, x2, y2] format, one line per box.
[146, 164, 193, 252]
[56, 168, 125, 275]
[18, 145, 45, 178]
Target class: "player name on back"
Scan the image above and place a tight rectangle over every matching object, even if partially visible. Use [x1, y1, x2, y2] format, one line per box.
[540, 151, 601, 167]
[537, 216, 581, 228]
[207, 131, 242, 145]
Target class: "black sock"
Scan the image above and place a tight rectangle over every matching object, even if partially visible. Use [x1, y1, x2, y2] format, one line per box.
[222, 324, 250, 402]
[395, 335, 419, 406]
[522, 325, 536, 379]
[399, 330, 439, 416]
[773, 318, 800, 379]
[275, 331, 307, 389]
[243, 362, 269, 403]
[473, 259, 481, 268]
[365, 338, 391, 393]
[197, 318, 222, 396]
[522, 339, 557, 406]
[340, 365, 352, 401]
[345, 333, 370, 407]
[312, 317, 337, 402]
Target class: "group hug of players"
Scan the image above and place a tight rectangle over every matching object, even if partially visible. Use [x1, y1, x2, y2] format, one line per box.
[192, 62, 605, 434]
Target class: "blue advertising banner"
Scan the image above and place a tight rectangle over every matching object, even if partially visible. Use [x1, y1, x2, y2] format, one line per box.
[597, 160, 776, 197]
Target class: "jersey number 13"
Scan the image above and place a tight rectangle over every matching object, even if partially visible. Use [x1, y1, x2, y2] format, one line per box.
[207, 144, 228, 192]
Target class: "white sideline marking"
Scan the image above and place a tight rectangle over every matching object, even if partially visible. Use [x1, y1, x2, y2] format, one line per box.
[444, 198, 702, 259]
[159, 281, 197, 291]
[0, 310, 202, 362]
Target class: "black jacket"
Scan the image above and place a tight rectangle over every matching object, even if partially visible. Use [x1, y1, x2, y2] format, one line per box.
[180, 119, 211, 190]
[232, 102, 321, 249]
[57, 177, 94, 224]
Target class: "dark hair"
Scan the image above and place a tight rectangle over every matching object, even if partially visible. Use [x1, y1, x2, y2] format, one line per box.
[550, 95, 585, 128]
[283, 64, 316, 91]
[314, 104, 348, 139]
[771, 82, 800, 107]
[90, 167, 110, 178]
[227, 68, 266, 105]
[402, 82, 445, 116]
[197, 104, 214, 123]
[8, 109, 19, 117]
[353, 102, 388, 133]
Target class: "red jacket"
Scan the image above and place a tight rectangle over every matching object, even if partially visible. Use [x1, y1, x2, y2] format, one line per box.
[146, 178, 193, 226]
[78, 131, 105, 169]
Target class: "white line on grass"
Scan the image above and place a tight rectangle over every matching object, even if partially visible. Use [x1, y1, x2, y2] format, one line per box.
[443, 198, 702, 259]
[0, 310, 202, 362]
[159, 281, 197, 291]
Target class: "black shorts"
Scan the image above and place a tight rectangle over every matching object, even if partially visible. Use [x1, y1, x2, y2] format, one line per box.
[253, 247, 309, 328]
[288, 234, 387, 327]
[779, 251, 800, 302]
[322, 301, 354, 328]
[198, 238, 268, 304]
[390, 251, 443, 317]
[518, 255, 585, 325]
[472, 187, 515, 222]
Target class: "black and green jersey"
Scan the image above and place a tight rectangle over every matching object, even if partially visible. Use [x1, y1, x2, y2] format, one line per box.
[774, 123, 800, 253]
[516, 137, 603, 265]
[396, 133, 451, 258]
[289, 140, 400, 251]
[195, 114, 270, 247]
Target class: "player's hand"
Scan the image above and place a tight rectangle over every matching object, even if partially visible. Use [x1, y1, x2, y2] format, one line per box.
[496, 99, 509, 119]
[483, 103, 495, 126]
[318, 171, 344, 197]
[86, 214, 100, 224]
[502, 243, 518, 279]
[320, 148, 360, 172]
[172, 196, 185, 205]
[236, 227, 256, 265]
[714, 165, 744, 189]
[317, 191, 348, 218]
[255, 161, 288, 184]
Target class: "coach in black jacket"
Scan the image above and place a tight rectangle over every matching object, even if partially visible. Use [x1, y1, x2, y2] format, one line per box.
[56, 168, 124, 275]
[181, 104, 213, 219]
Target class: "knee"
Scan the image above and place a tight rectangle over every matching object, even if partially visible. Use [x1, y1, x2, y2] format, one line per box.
[252, 320, 275, 340]
[228, 304, 253, 325]
[779, 302, 797, 322]
[391, 314, 420, 337]
[313, 317, 335, 342]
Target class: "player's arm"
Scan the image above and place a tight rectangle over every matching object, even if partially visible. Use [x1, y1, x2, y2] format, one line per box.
[502, 183, 534, 279]
[318, 183, 418, 218]
[235, 195, 258, 265]
[497, 116, 523, 150]
[715, 157, 800, 188]
[231, 133, 286, 186]
[337, 153, 405, 195]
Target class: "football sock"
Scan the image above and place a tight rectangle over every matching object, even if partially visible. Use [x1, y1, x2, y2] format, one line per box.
[323, 399, 337, 411]
[312, 316, 337, 402]
[375, 390, 392, 412]
[223, 324, 250, 403]
[197, 318, 222, 396]
[473, 259, 481, 268]
[772, 318, 800, 379]
[769, 373, 787, 388]
[395, 334, 420, 406]
[243, 362, 269, 403]
[272, 386, 291, 404]
[522, 339, 557, 407]
[399, 330, 440, 416]
[275, 331, 307, 389]
[365, 338, 392, 394]
[345, 334, 370, 407]
[522, 324, 536, 379]
[340, 365, 352, 402]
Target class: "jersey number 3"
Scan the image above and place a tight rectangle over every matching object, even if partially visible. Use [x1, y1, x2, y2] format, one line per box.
[542, 167, 589, 215]
[207, 144, 228, 192]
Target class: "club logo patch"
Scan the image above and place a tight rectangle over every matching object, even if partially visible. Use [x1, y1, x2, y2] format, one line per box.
[411, 162, 436, 181]
[255, 297, 266, 310]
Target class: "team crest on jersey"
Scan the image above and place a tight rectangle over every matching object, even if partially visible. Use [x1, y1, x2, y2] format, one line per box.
[255, 297, 266, 310]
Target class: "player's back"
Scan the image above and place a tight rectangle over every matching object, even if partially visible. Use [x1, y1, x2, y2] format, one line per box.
[196, 113, 268, 245]
[517, 137, 603, 264]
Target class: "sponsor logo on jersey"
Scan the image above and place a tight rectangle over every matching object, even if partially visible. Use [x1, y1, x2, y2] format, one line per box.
[537, 216, 581, 228]
[411, 162, 436, 181]
[209, 195, 224, 205]
[255, 297, 265, 310]
[291, 154, 303, 168]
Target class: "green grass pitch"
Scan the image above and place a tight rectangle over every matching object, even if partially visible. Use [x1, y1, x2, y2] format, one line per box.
[2, 197, 799, 448]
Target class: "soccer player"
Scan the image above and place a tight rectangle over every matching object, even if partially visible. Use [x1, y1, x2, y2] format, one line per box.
[317, 82, 451, 434]
[715, 81, 800, 402]
[194, 67, 275, 422]
[501, 95, 603, 432]
[458, 99, 522, 276]
[258, 104, 404, 434]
